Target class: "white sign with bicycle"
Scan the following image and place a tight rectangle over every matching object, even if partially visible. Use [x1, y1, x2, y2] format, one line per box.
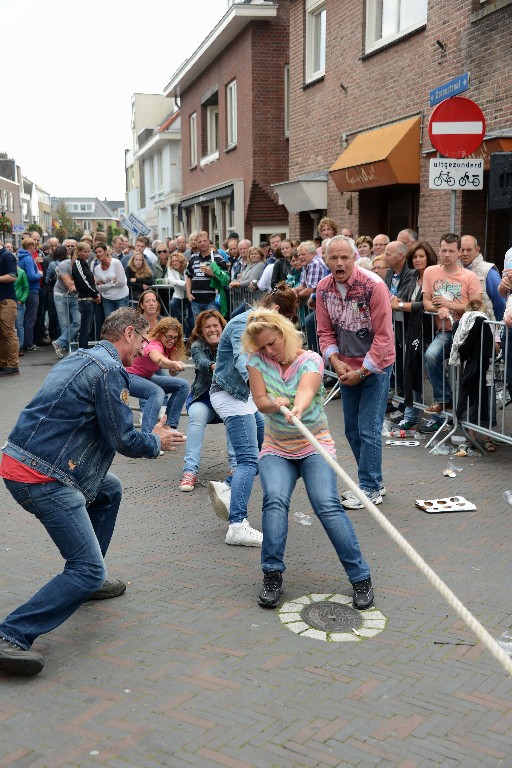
[429, 158, 483, 190]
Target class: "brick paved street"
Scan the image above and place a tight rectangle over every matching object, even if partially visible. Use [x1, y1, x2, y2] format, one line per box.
[1, 348, 511, 768]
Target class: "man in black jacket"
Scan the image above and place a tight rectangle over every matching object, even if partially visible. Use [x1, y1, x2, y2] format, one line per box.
[72, 242, 101, 349]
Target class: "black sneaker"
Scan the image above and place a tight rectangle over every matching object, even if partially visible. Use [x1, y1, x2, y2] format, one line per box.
[352, 578, 374, 610]
[417, 417, 441, 434]
[258, 571, 283, 608]
[85, 579, 127, 601]
[0, 637, 44, 676]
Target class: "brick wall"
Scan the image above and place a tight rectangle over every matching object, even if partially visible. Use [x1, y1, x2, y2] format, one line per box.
[179, 2, 290, 239]
[288, 0, 512, 259]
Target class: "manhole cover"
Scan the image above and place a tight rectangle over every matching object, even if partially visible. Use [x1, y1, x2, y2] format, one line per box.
[278, 594, 387, 642]
[301, 601, 362, 632]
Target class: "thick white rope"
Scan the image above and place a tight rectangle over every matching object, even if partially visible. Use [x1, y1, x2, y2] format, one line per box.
[278, 403, 512, 677]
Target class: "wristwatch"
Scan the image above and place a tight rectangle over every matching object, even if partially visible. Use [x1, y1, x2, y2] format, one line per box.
[398, 301, 404, 309]
[356, 369, 367, 380]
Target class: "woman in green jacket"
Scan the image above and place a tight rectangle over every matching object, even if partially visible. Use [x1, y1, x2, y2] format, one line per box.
[14, 263, 29, 354]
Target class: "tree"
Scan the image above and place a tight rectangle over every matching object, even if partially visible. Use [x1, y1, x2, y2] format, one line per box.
[28, 223, 43, 236]
[73, 228, 84, 241]
[107, 224, 122, 245]
[53, 202, 75, 234]
[54, 226, 67, 242]
[95, 222, 104, 232]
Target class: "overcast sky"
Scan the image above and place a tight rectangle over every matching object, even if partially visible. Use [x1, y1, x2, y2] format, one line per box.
[2, 0, 228, 200]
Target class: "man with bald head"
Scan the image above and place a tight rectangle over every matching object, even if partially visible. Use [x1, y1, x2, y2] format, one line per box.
[460, 234, 504, 322]
[397, 229, 417, 252]
[371, 234, 389, 262]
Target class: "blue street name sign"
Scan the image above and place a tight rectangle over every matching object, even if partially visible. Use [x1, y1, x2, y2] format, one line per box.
[429, 72, 470, 107]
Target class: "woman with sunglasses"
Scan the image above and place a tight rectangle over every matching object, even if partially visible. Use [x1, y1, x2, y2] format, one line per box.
[126, 317, 190, 433]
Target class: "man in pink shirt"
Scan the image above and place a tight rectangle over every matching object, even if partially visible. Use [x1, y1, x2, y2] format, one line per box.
[422, 233, 482, 413]
[316, 235, 395, 509]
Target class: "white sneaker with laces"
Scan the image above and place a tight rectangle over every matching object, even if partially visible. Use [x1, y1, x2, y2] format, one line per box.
[342, 490, 383, 510]
[208, 481, 231, 521]
[225, 520, 263, 547]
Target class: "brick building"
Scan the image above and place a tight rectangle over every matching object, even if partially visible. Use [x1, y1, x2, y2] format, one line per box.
[282, 0, 512, 264]
[164, 0, 290, 246]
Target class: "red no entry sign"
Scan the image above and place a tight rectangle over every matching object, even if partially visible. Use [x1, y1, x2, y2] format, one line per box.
[428, 96, 486, 158]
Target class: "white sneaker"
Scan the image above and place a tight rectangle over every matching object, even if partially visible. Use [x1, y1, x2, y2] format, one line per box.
[342, 484, 386, 499]
[342, 490, 383, 510]
[225, 521, 263, 547]
[208, 481, 231, 521]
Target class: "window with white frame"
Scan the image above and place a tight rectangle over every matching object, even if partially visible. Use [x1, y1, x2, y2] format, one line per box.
[284, 65, 290, 137]
[10, 192, 14, 212]
[305, 0, 326, 83]
[366, 0, 428, 51]
[226, 80, 237, 148]
[190, 112, 197, 166]
[207, 105, 219, 155]
[3, 190, 8, 210]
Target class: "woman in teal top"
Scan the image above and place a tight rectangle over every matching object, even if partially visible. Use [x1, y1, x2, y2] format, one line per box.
[243, 309, 373, 611]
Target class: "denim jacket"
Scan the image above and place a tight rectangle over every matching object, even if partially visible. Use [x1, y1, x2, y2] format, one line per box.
[190, 338, 216, 401]
[4, 341, 160, 502]
[211, 310, 251, 401]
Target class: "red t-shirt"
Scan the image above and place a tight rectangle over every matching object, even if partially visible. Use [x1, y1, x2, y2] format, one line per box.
[0, 454, 55, 483]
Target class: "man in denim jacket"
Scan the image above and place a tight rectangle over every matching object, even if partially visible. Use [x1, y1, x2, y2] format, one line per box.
[0, 308, 185, 676]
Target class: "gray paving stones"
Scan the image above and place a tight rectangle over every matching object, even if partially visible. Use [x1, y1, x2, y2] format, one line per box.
[1, 348, 512, 767]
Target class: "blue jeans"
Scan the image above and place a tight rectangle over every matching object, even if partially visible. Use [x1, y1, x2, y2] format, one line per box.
[102, 296, 129, 318]
[223, 412, 264, 524]
[304, 310, 320, 353]
[340, 365, 392, 493]
[424, 330, 453, 402]
[191, 299, 217, 322]
[404, 389, 422, 423]
[171, 297, 193, 337]
[54, 294, 80, 351]
[183, 400, 237, 476]
[15, 303, 25, 348]
[128, 373, 190, 431]
[259, 454, 370, 583]
[0, 473, 122, 650]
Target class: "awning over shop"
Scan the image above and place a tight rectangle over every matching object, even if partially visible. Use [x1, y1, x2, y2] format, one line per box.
[329, 117, 421, 192]
[180, 183, 233, 208]
[271, 175, 327, 213]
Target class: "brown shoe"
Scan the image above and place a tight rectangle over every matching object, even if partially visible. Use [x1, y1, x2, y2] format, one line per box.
[425, 401, 452, 414]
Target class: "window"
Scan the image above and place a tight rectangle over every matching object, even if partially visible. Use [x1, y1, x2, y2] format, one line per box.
[284, 65, 290, 137]
[82, 219, 91, 230]
[157, 152, 163, 190]
[226, 80, 237, 148]
[10, 192, 14, 212]
[366, 0, 428, 51]
[305, 0, 326, 83]
[3, 190, 8, 210]
[190, 112, 197, 166]
[149, 156, 155, 193]
[207, 105, 219, 155]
